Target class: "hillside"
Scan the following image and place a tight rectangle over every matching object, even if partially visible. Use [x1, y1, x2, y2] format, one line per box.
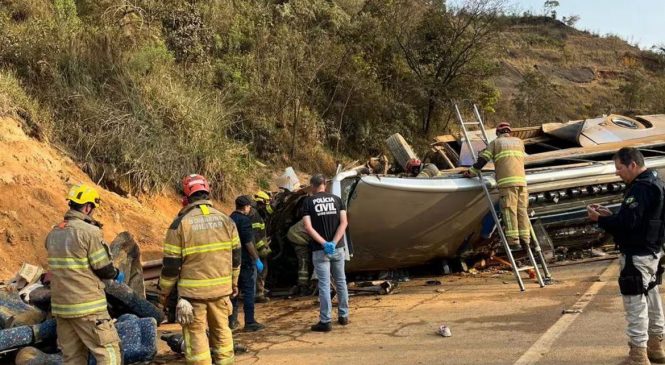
[493, 16, 665, 126]
[0, 116, 182, 277]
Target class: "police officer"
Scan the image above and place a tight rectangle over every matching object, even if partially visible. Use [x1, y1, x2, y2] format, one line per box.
[229, 195, 265, 332]
[464, 121, 530, 251]
[159, 174, 241, 365]
[588, 147, 665, 365]
[303, 174, 350, 332]
[46, 183, 122, 365]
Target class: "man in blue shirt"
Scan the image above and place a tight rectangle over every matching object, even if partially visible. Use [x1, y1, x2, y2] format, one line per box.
[229, 195, 265, 332]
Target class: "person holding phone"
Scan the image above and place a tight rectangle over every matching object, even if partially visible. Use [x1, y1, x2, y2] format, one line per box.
[588, 147, 665, 365]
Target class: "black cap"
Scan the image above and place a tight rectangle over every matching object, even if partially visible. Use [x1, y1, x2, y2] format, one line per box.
[235, 195, 253, 207]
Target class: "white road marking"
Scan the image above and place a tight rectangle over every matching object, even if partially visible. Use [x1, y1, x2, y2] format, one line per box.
[514, 260, 619, 365]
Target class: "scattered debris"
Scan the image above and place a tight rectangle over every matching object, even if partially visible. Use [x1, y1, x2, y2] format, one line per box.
[5, 263, 44, 292]
[348, 281, 397, 295]
[111, 232, 146, 298]
[161, 332, 248, 356]
[0, 232, 160, 362]
[425, 280, 442, 286]
[437, 324, 452, 337]
[562, 309, 583, 314]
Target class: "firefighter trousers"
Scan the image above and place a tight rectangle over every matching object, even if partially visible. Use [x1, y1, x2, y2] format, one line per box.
[183, 296, 234, 365]
[56, 312, 121, 365]
[499, 186, 531, 245]
[293, 244, 311, 287]
[256, 261, 268, 298]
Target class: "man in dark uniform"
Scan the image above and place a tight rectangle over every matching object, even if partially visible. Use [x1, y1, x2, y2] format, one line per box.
[588, 147, 665, 365]
[229, 196, 265, 332]
[303, 174, 349, 332]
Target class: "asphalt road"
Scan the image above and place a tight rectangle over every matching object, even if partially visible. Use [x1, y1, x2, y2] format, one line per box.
[155, 258, 638, 364]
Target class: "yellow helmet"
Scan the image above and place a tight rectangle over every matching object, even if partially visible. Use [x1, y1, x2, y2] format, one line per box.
[67, 184, 101, 208]
[254, 191, 270, 203]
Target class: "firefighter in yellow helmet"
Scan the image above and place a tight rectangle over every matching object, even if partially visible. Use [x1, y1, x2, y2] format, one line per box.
[159, 174, 241, 365]
[45, 183, 123, 365]
[464, 122, 530, 251]
[250, 191, 272, 303]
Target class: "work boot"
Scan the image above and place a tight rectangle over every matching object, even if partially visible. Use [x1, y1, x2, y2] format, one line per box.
[648, 335, 665, 363]
[229, 319, 240, 332]
[508, 243, 523, 252]
[255, 295, 270, 304]
[234, 343, 248, 354]
[299, 284, 313, 296]
[620, 343, 650, 365]
[310, 322, 332, 332]
[244, 322, 265, 332]
[338, 316, 349, 326]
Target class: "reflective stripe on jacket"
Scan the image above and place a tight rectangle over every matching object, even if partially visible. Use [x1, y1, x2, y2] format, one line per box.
[159, 200, 241, 300]
[45, 210, 113, 318]
[248, 207, 267, 245]
[472, 134, 527, 188]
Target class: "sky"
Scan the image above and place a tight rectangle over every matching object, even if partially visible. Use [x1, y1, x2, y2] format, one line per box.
[506, 0, 665, 49]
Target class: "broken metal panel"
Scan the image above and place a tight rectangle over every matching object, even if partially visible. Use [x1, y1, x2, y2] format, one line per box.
[345, 176, 494, 272]
[338, 154, 665, 271]
[458, 139, 491, 167]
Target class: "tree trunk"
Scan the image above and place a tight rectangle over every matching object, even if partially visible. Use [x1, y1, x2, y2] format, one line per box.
[423, 93, 436, 133]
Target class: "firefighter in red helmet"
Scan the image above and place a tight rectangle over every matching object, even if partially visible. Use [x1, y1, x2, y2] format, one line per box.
[464, 122, 530, 251]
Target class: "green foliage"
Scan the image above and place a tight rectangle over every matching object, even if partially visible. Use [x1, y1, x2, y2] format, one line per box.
[0, 69, 50, 139]
[619, 70, 646, 111]
[6, 0, 661, 199]
[512, 71, 557, 125]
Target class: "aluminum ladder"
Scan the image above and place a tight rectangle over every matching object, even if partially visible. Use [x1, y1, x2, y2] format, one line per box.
[453, 103, 551, 291]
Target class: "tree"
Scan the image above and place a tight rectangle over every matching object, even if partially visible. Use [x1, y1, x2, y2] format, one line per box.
[619, 70, 647, 111]
[381, 0, 503, 132]
[562, 15, 580, 27]
[512, 71, 557, 125]
[543, 0, 559, 19]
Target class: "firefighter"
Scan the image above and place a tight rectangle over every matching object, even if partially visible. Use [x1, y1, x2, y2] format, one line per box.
[254, 190, 274, 218]
[250, 191, 272, 303]
[45, 183, 123, 365]
[588, 147, 665, 365]
[287, 218, 313, 296]
[464, 121, 529, 251]
[159, 174, 241, 365]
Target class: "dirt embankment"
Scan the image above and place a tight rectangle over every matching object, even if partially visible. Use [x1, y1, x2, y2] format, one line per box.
[0, 117, 185, 278]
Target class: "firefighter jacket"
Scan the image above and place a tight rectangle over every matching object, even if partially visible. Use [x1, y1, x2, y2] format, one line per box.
[470, 134, 527, 188]
[248, 207, 270, 257]
[287, 218, 310, 246]
[599, 169, 665, 256]
[45, 210, 116, 318]
[159, 200, 241, 300]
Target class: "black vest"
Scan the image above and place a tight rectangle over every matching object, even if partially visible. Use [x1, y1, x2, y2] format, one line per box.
[616, 170, 665, 256]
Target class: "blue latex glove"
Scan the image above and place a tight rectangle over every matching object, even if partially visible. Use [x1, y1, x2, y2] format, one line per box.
[115, 271, 125, 284]
[255, 259, 264, 273]
[323, 241, 336, 255]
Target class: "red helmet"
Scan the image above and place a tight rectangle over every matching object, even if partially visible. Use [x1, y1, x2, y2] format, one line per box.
[496, 122, 511, 133]
[182, 174, 210, 197]
[405, 158, 422, 174]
